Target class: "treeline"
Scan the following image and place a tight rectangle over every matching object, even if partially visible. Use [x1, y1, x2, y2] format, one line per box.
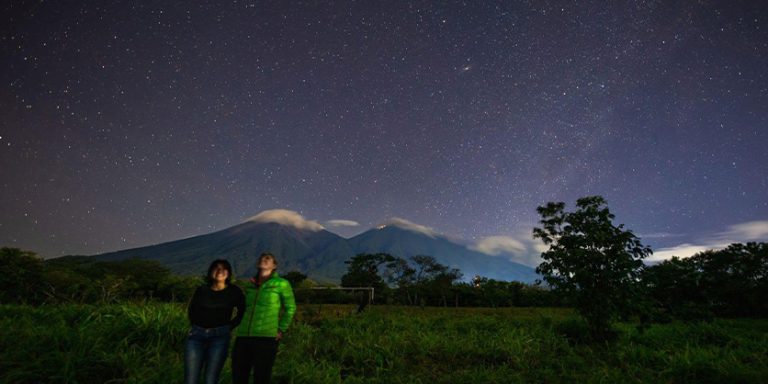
[0, 247, 559, 308]
[3, 242, 766, 321]
[0, 248, 200, 304]
[644, 242, 768, 319]
[335, 243, 768, 320]
[337, 253, 562, 307]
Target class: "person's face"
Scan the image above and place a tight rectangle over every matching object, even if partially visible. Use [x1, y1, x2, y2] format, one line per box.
[258, 257, 276, 273]
[211, 264, 229, 282]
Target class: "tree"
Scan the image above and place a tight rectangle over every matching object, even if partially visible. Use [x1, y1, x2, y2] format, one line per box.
[696, 242, 768, 317]
[472, 277, 525, 307]
[341, 253, 397, 308]
[92, 258, 173, 299]
[644, 242, 768, 319]
[533, 196, 652, 338]
[643, 256, 708, 320]
[409, 255, 445, 306]
[410, 255, 445, 284]
[341, 253, 396, 291]
[382, 257, 415, 287]
[384, 257, 416, 304]
[0, 247, 45, 304]
[283, 270, 308, 287]
[430, 267, 463, 307]
[403, 255, 463, 306]
[43, 256, 99, 303]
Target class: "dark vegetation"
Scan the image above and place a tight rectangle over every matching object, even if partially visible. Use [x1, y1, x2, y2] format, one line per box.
[533, 196, 652, 338]
[1, 304, 766, 383]
[1, 248, 201, 305]
[644, 242, 768, 319]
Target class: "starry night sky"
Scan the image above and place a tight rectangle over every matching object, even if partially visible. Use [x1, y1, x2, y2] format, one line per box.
[3, 1, 767, 264]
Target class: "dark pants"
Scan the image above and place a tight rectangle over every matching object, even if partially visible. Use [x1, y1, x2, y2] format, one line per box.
[232, 336, 279, 384]
[184, 325, 231, 384]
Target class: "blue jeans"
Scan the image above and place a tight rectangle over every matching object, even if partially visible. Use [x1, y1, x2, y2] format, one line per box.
[184, 325, 232, 384]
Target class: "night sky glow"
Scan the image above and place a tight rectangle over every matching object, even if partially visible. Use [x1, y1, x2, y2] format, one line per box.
[2, 1, 767, 265]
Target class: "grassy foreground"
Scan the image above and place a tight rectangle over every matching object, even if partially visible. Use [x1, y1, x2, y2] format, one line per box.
[0, 303, 766, 383]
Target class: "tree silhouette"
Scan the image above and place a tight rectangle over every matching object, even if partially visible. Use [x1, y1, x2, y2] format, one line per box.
[282, 270, 308, 287]
[645, 242, 768, 318]
[341, 253, 395, 291]
[0, 247, 45, 304]
[533, 196, 652, 339]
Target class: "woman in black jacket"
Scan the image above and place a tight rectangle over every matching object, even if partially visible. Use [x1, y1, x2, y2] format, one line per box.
[184, 259, 245, 384]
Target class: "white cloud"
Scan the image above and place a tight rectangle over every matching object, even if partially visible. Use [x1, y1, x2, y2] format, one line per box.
[381, 217, 439, 238]
[470, 232, 545, 267]
[721, 220, 768, 241]
[532, 240, 549, 254]
[470, 236, 526, 256]
[647, 220, 768, 262]
[647, 243, 713, 262]
[245, 209, 324, 231]
[325, 219, 360, 227]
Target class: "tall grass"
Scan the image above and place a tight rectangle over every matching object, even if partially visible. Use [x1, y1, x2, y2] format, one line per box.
[0, 303, 187, 383]
[1, 304, 766, 383]
[277, 306, 768, 383]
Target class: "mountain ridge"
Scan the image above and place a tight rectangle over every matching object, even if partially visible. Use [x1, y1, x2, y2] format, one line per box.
[90, 220, 538, 283]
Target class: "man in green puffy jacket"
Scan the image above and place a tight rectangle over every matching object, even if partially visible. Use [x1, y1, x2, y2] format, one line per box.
[232, 252, 296, 384]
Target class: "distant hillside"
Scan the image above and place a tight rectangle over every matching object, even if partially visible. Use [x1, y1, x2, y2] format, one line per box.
[90, 220, 538, 283]
[95, 221, 354, 282]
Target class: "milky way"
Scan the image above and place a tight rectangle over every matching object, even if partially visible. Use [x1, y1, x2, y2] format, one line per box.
[2, 1, 767, 263]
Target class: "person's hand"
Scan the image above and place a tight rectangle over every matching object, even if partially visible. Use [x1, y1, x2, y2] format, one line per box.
[276, 330, 283, 341]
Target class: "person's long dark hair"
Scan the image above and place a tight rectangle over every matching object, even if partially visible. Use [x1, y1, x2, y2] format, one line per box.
[204, 259, 233, 286]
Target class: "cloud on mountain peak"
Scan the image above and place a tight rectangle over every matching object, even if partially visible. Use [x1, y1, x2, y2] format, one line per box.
[246, 209, 324, 231]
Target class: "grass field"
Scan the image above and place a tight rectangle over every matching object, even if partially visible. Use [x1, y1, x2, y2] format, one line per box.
[1, 303, 766, 383]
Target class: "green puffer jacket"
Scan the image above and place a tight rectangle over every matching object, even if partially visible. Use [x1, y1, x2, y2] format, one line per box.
[236, 272, 296, 338]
